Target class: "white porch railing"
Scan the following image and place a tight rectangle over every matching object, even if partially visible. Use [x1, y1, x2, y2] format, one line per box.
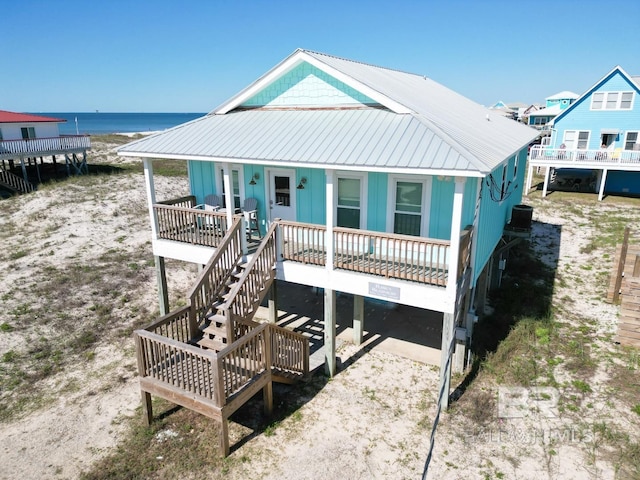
[0, 135, 91, 159]
[530, 145, 640, 167]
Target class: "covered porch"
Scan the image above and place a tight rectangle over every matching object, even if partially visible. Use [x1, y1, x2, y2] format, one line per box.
[527, 145, 640, 201]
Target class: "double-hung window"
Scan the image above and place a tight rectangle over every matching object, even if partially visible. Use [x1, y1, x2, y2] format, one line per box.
[337, 176, 362, 229]
[625, 132, 639, 151]
[591, 91, 634, 110]
[563, 130, 590, 150]
[21, 127, 35, 139]
[392, 180, 425, 236]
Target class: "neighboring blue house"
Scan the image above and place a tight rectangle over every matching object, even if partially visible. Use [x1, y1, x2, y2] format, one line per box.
[527, 66, 640, 200]
[119, 49, 537, 411]
[527, 90, 579, 131]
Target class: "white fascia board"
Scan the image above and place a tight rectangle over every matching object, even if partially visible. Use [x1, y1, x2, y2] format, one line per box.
[213, 50, 412, 115]
[275, 261, 453, 312]
[118, 150, 487, 177]
[153, 239, 215, 265]
[214, 53, 305, 115]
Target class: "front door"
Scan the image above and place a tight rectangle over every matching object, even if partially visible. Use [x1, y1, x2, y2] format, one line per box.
[268, 169, 296, 222]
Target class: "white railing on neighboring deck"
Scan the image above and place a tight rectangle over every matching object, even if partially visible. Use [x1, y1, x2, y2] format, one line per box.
[530, 146, 640, 167]
[0, 135, 91, 158]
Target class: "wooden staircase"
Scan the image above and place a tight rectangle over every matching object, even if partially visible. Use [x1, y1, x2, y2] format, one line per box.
[134, 217, 309, 456]
[0, 169, 35, 195]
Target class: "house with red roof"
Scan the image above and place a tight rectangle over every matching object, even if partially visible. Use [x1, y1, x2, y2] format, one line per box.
[0, 110, 91, 194]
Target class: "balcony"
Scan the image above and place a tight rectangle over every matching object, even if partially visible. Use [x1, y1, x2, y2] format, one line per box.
[529, 145, 640, 169]
[0, 135, 91, 160]
[152, 196, 472, 288]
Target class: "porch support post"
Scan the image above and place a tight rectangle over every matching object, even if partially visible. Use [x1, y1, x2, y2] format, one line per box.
[325, 169, 335, 271]
[221, 162, 234, 226]
[142, 158, 159, 239]
[446, 177, 465, 299]
[19, 157, 27, 182]
[542, 166, 551, 198]
[439, 312, 455, 410]
[324, 288, 337, 376]
[353, 294, 364, 345]
[154, 255, 169, 316]
[525, 164, 534, 194]
[268, 280, 278, 323]
[598, 168, 608, 202]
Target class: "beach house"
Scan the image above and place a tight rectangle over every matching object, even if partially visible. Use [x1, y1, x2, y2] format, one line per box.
[0, 110, 91, 194]
[527, 66, 640, 200]
[118, 49, 538, 453]
[527, 91, 579, 132]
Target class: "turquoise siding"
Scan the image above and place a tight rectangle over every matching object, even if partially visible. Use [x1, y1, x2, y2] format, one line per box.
[366, 172, 388, 232]
[429, 178, 455, 239]
[242, 62, 376, 107]
[244, 164, 267, 235]
[296, 168, 326, 224]
[552, 71, 640, 150]
[472, 148, 527, 285]
[188, 161, 217, 204]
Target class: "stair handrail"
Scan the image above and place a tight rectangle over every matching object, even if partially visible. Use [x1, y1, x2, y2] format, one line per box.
[187, 215, 244, 330]
[218, 222, 278, 319]
[0, 170, 34, 193]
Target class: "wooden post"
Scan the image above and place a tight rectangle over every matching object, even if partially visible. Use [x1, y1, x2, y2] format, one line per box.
[141, 391, 153, 425]
[613, 227, 630, 304]
[542, 166, 550, 198]
[268, 280, 278, 323]
[439, 312, 455, 410]
[155, 255, 170, 316]
[19, 157, 27, 182]
[446, 177, 465, 299]
[598, 168, 608, 202]
[353, 294, 364, 345]
[221, 163, 233, 226]
[325, 169, 335, 271]
[220, 417, 230, 457]
[263, 327, 273, 415]
[143, 159, 159, 239]
[525, 164, 534, 194]
[324, 288, 337, 376]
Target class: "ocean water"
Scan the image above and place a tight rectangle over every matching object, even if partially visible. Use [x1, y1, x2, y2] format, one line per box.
[36, 112, 206, 135]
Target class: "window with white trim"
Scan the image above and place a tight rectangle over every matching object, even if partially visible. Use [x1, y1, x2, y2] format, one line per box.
[21, 127, 35, 139]
[220, 168, 242, 210]
[563, 130, 590, 150]
[625, 132, 639, 151]
[393, 181, 423, 236]
[591, 91, 634, 110]
[337, 177, 361, 228]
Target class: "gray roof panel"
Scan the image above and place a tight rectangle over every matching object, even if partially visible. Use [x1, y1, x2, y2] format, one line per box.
[120, 49, 539, 174]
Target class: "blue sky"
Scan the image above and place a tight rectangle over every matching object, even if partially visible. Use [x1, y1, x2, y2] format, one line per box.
[4, 0, 639, 112]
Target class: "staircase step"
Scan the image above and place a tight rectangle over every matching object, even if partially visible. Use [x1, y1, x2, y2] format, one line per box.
[203, 323, 227, 338]
[205, 313, 227, 325]
[197, 336, 227, 352]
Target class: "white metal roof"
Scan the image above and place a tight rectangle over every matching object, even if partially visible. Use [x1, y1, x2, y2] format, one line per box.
[545, 91, 579, 100]
[119, 49, 538, 175]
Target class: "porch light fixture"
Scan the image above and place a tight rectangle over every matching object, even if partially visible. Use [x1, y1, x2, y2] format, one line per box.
[296, 177, 307, 190]
[249, 173, 260, 185]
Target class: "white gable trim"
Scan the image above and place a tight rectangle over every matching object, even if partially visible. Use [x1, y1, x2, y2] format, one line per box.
[214, 50, 412, 115]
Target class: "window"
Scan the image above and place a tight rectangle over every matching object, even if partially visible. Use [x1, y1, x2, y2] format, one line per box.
[625, 132, 639, 151]
[563, 130, 590, 150]
[533, 117, 547, 125]
[21, 127, 35, 139]
[393, 181, 423, 236]
[591, 91, 634, 110]
[337, 177, 361, 228]
[0, 128, 3, 141]
[220, 168, 242, 210]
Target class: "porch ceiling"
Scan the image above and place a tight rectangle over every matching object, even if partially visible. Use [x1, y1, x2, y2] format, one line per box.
[119, 109, 491, 175]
